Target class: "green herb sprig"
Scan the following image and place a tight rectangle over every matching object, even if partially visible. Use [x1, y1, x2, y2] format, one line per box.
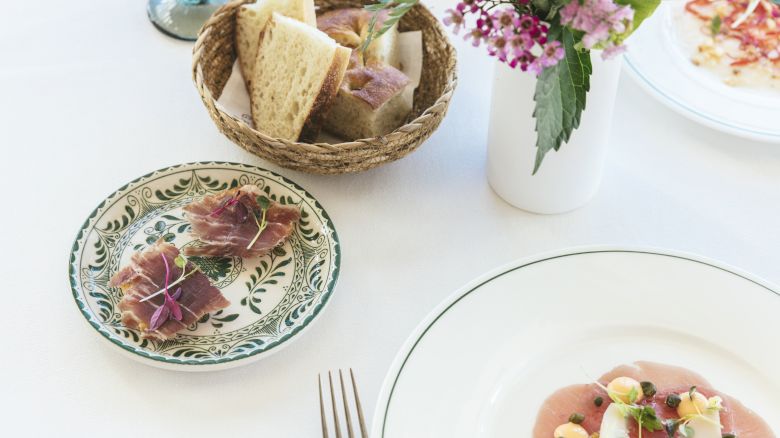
[710, 14, 722, 36]
[246, 196, 271, 250]
[594, 381, 663, 438]
[362, 0, 418, 58]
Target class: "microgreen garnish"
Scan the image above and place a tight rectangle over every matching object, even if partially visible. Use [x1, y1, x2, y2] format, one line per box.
[688, 386, 698, 403]
[210, 190, 242, 217]
[663, 394, 725, 437]
[710, 14, 721, 36]
[594, 381, 662, 438]
[628, 386, 639, 404]
[148, 254, 184, 331]
[140, 253, 199, 303]
[246, 196, 271, 250]
[631, 405, 664, 436]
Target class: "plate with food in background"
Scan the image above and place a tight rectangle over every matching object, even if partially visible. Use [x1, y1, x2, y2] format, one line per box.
[69, 162, 340, 371]
[373, 248, 779, 437]
[624, 0, 780, 142]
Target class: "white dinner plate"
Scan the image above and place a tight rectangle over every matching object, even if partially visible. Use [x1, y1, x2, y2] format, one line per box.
[624, 1, 780, 143]
[69, 162, 340, 371]
[372, 248, 780, 437]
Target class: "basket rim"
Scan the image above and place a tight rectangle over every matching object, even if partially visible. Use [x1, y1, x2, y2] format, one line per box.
[191, 0, 458, 152]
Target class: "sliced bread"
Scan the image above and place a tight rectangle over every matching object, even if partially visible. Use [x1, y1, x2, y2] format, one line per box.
[323, 63, 411, 139]
[316, 8, 400, 68]
[317, 8, 410, 139]
[250, 13, 351, 142]
[235, 0, 316, 88]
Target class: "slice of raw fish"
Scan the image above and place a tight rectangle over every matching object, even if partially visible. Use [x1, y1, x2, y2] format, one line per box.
[533, 361, 775, 438]
[182, 185, 300, 258]
[109, 240, 230, 341]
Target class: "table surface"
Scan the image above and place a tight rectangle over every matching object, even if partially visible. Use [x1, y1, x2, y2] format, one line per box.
[3, 1, 779, 436]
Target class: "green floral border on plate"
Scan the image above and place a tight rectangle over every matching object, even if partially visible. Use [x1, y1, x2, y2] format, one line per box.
[68, 161, 341, 367]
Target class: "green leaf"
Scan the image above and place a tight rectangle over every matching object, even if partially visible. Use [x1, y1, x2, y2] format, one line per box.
[624, 403, 664, 434]
[256, 195, 271, 211]
[710, 14, 721, 36]
[628, 386, 639, 404]
[532, 23, 592, 174]
[615, 0, 661, 31]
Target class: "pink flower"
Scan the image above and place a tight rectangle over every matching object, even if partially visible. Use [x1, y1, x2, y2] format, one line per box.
[527, 58, 544, 75]
[560, 0, 634, 51]
[508, 33, 534, 56]
[487, 34, 510, 61]
[539, 40, 565, 67]
[464, 28, 486, 47]
[456, 0, 482, 13]
[514, 50, 536, 72]
[443, 8, 465, 34]
[440, 4, 561, 74]
[518, 14, 537, 31]
[492, 9, 520, 32]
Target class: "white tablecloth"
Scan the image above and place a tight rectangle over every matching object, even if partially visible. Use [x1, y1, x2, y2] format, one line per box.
[2, 1, 779, 436]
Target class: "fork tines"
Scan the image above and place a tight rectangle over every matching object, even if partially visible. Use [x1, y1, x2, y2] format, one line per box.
[318, 369, 368, 438]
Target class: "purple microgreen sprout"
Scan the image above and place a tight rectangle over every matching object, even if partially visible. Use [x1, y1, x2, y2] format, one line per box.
[149, 253, 183, 331]
[209, 190, 242, 217]
[246, 196, 271, 250]
[140, 253, 198, 303]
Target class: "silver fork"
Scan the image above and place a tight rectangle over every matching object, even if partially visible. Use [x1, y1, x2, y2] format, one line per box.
[318, 369, 368, 438]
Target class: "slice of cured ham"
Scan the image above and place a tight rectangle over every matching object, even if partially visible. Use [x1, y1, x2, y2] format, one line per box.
[533, 361, 775, 438]
[182, 185, 300, 258]
[110, 240, 230, 341]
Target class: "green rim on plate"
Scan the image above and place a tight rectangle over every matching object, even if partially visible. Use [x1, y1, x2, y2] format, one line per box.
[377, 249, 780, 436]
[68, 162, 341, 368]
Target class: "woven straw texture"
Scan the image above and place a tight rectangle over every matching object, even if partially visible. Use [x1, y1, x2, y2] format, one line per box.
[192, 0, 457, 174]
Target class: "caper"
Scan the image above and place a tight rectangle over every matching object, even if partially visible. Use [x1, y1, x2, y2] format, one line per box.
[594, 396, 603, 407]
[568, 412, 585, 424]
[640, 381, 656, 397]
[666, 393, 681, 408]
[722, 434, 737, 438]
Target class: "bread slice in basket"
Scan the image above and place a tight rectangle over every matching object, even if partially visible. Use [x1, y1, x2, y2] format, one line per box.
[235, 0, 316, 89]
[316, 8, 400, 69]
[250, 13, 351, 142]
[317, 8, 411, 139]
[324, 62, 411, 140]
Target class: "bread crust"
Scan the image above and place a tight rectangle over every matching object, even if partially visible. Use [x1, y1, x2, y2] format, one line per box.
[235, 7, 254, 93]
[298, 45, 351, 142]
[342, 63, 410, 110]
[247, 24, 271, 127]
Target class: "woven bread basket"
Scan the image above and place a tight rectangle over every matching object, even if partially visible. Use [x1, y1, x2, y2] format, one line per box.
[192, 0, 457, 175]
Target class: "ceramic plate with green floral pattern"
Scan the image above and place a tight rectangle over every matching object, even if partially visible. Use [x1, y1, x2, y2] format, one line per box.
[68, 162, 340, 371]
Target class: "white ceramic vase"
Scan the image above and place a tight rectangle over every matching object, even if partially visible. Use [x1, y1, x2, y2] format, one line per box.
[486, 54, 622, 214]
